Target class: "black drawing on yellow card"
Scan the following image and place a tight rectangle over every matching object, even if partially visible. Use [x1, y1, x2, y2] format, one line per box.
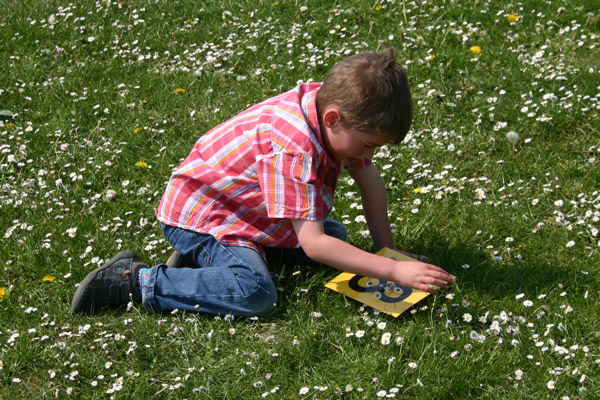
[348, 275, 413, 303]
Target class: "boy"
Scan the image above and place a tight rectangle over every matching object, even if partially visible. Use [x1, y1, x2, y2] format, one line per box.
[71, 49, 454, 316]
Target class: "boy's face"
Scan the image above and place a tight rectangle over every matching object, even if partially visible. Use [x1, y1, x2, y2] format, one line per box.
[320, 106, 390, 161]
[322, 111, 391, 162]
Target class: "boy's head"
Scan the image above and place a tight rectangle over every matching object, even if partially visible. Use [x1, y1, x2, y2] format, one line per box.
[316, 49, 412, 145]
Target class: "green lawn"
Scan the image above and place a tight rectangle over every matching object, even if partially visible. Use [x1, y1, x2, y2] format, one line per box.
[1, 0, 599, 398]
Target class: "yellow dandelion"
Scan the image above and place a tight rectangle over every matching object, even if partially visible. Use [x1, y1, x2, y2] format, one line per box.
[469, 46, 481, 55]
[507, 14, 519, 22]
[413, 188, 422, 194]
[0, 287, 6, 300]
[133, 127, 143, 134]
[42, 275, 56, 283]
[427, 54, 436, 61]
[375, 5, 382, 11]
[135, 161, 149, 168]
[174, 88, 186, 94]
[5, 122, 13, 129]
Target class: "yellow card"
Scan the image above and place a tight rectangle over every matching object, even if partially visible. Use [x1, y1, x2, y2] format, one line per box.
[325, 247, 440, 317]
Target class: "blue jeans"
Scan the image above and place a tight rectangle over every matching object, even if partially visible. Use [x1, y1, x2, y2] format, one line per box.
[140, 218, 347, 316]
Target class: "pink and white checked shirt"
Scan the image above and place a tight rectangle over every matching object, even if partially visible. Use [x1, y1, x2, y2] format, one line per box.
[155, 83, 370, 256]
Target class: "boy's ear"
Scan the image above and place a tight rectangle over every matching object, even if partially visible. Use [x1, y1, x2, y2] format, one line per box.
[322, 108, 342, 128]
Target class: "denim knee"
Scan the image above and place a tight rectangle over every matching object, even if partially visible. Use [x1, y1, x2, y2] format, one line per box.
[241, 285, 277, 316]
[223, 245, 278, 317]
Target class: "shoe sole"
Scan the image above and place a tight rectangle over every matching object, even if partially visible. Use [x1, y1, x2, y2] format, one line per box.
[71, 250, 140, 314]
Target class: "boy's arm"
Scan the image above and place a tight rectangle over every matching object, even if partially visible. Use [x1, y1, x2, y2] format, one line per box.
[292, 219, 454, 294]
[348, 163, 395, 250]
[349, 163, 431, 262]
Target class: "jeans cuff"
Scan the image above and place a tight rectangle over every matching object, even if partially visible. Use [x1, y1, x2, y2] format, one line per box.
[140, 265, 161, 311]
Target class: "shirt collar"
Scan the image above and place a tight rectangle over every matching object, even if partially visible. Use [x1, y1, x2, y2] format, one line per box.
[301, 83, 340, 168]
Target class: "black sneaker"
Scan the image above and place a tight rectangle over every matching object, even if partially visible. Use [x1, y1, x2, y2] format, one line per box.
[166, 250, 194, 268]
[71, 250, 147, 314]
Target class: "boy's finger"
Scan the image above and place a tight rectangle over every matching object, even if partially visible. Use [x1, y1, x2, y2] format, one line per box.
[419, 284, 437, 295]
[430, 266, 455, 284]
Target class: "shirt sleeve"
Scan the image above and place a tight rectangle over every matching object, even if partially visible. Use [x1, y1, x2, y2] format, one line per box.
[256, 152, 326, 221]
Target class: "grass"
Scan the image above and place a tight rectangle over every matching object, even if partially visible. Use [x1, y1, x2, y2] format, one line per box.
[1, 0, 599, 398]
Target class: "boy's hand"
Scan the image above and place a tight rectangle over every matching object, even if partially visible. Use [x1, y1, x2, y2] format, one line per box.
[292, 219, 453, 295]
[389, 261, 454, 295]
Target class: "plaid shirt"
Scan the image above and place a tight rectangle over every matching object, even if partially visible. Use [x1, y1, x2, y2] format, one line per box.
[156, 83, 371, 256]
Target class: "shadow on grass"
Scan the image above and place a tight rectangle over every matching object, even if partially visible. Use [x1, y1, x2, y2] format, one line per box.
[423, 231, 591, 300]
[264, 231, 591, 321]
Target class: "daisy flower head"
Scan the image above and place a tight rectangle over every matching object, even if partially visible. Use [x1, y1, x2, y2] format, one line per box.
[566, 240, 575, 248]
[547, 380, 556, 390]
[408, 362, 418, 369]
[499, 310, 508, 321]
[299, 386, 309, 395]
[377, 321, 387, 330]
[463, 313, 473, 322]
[66, 227, 77, 238]
[381, 332, 391, 345]
[523, 300, 533, 307]
[515, 370, 523, 380]
[355, 330, 365, 338]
